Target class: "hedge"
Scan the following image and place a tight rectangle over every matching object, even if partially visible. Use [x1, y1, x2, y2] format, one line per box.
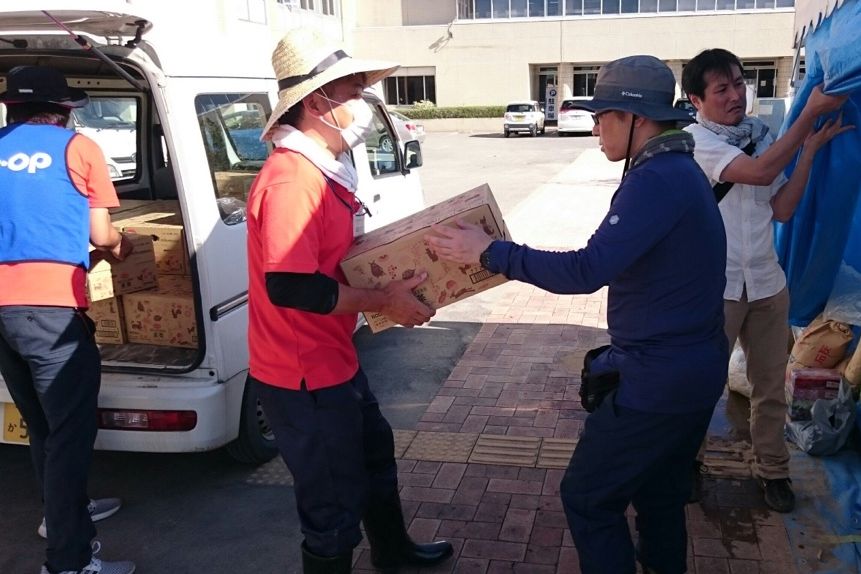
[394, 106, 506, 120]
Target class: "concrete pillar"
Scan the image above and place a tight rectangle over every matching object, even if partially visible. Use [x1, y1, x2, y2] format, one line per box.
[666, 60, 685, 100]
[558, 62, 574, 100]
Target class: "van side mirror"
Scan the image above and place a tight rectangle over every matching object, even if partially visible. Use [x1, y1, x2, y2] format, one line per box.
[404, 140, 423, 170]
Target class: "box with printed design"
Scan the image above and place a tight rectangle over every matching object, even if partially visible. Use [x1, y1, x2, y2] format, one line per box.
[341, 183, 510, 333]
[86, 297, 126, 345]
[86, 233, 158, 302]
[122, 275, 198, 348]
[118, 206, 188, 276]
[785, 367, 842, 421]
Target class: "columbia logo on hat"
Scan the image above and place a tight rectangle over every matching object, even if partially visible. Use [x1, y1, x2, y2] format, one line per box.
[621, 91, 643, 98]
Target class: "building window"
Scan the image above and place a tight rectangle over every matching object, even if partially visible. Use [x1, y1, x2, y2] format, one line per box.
[280, 0, 336, 16]
[743, 61, 777, 97]
[456, 0, 794, 18]
[512, 0, 529, 16]
[384, 72, 436, 106]
[237, 0, 266, 23]
[572, 66, 600, 96]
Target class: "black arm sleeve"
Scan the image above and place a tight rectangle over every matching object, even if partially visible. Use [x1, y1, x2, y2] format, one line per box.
[265, 271, 340, 314]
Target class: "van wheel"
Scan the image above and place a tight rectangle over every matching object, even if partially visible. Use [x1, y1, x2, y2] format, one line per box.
[504, 129, 510, 138]
[539, 125, 546, 135]
[226, 377, 278, 465]
[530, 124, 537, 137]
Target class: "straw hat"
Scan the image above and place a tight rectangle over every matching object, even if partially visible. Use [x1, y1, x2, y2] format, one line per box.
[261, 28, 399, 140]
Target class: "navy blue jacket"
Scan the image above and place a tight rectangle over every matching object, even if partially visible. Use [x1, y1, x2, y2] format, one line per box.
[487, 150, 728, 413]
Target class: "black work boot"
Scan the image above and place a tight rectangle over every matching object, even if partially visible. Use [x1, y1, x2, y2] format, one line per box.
[363, 494, 453, 572]
[301, 542, 352, 574]
[687, 460, 707, 504]
[759, 477, 795, 513]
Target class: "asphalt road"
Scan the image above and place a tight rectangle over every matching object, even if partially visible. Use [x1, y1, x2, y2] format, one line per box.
[0, 130, 598, 574]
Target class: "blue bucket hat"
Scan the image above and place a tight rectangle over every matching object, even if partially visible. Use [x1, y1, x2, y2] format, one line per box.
[572, 55, 692, 123]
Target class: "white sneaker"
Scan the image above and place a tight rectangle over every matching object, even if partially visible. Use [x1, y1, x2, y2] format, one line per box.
[37, 498, 122, 539]
[39, 541, 135, 574]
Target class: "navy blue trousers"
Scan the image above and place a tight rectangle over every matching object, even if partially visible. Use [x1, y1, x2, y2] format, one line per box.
[561, 391, 713, 574]
[253, 367, 398, 557]
[0, 306, 100, 573]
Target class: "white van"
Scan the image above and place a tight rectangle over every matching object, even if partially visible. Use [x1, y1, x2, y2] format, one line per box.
[0, 6, 426, 463]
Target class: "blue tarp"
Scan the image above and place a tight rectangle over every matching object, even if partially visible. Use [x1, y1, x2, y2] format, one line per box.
[775, 0, 861, 327]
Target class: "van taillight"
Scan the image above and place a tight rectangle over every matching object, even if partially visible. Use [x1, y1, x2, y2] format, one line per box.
[99, 409, 197, 431]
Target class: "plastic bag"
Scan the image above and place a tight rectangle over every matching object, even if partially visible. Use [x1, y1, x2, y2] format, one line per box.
[216, 196, 247, 225]
[727, 343, 752, 398]
[786, 379, 857, 456]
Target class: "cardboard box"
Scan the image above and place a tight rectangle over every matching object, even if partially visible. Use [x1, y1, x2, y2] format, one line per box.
[341, 183, 510, 333]
[122, 275, 197, 348]
[119, 203, 188, 276]
[86, 297, 126, 345]
[785, 367, 842, 421]
[87, 233, 158, 302]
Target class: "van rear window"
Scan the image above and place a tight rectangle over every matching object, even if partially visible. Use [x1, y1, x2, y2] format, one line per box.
[559, 100, 584, 111]
[506, 104, 533, 113]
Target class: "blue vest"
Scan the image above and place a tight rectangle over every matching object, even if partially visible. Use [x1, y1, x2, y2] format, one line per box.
[0, 124, 90, 269]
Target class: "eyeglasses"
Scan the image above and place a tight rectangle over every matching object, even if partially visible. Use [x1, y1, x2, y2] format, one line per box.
[592, 113, 606, 126]
[324, 175, 372, 218]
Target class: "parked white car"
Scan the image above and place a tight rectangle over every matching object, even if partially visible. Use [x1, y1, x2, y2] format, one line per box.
[557, 97, 594, 136]
[503, 100, 545, 137]
[390, 110, 426, 143]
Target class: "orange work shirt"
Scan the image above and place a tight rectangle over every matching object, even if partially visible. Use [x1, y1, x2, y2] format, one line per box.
[246, 148, 360, 390]
[0, 133, 120, 308]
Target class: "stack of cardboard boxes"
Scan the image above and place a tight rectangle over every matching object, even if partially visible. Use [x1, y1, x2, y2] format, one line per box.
[86, 200, 197, 349]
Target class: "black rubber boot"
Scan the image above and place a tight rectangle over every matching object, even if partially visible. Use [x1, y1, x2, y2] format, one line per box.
[363, 494, 453, 572]
[301, 542, 352, 574]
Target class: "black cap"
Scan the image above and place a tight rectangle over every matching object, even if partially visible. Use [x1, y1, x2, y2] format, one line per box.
[572, 55, 692, 123]
[0, 66, 89, 108]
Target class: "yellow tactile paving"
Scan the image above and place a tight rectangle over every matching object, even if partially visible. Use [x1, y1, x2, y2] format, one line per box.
[468, 434, 540, 467]
[702, 440, 753, 479]
[402, 431, 478, 462]
[393, 429, 416, 459]
[537, 438, 577, 469]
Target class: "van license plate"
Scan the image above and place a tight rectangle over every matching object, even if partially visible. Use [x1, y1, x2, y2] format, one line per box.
[3, 402, 29, 444]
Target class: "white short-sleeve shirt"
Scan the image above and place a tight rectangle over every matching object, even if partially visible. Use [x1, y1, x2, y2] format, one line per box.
[684, 123, 787, 303]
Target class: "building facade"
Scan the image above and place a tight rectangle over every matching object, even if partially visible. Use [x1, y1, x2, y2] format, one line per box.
[346, 0, 798, 110]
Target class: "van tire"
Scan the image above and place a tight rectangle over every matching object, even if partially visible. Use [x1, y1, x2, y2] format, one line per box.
[530, 124, 537, 137]
[504, 129, 510, 138]
[226, 377, 278, 465]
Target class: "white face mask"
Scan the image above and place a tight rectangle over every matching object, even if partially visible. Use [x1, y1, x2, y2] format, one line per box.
[316, 90, 376, 149]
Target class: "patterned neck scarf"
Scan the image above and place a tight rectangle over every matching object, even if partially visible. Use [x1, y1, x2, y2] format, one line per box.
[628, 129, 696, 171]
[695, 113, 770, 148]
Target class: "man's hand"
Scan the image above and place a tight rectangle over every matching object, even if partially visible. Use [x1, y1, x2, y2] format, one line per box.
[425, 220, 493, 265]
[803, 85, 849, 118]
[803, 113, 855, 155]
[109, 233, 134, 262]
[380, 272, 435, 328]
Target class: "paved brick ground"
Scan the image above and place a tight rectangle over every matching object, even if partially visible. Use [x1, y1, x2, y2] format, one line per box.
[354, 282, 805, 574]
